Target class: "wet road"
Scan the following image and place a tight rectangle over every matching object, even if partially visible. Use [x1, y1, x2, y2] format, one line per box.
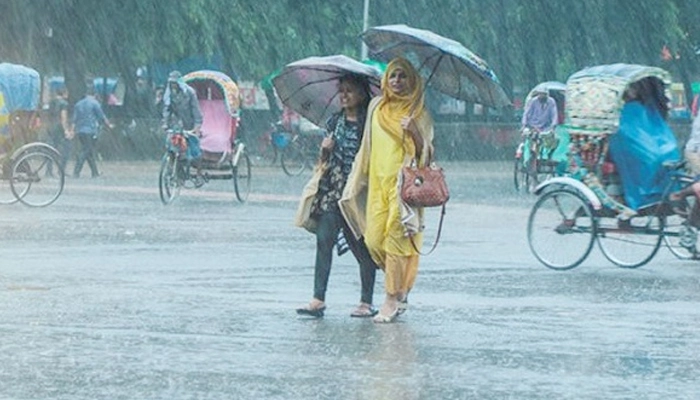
[0, 160, 698, 399]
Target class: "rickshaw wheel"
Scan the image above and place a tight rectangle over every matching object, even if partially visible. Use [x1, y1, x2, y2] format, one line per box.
[0, 155, 20, 205]
[159, 153, 181, 205]
[513, 157, 529, 192]
[11, 149, 64, 207]
[528, 189, 595, 270]
[596, 214, 663, 268]
[233, 150, 251, 203]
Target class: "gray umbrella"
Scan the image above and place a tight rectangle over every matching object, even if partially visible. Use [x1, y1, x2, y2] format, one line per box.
[271, 55, 382, 127]
[361, 24, 511, 108]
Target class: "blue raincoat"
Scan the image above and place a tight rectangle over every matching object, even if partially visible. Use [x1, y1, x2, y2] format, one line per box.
[609, 101, 680, 210]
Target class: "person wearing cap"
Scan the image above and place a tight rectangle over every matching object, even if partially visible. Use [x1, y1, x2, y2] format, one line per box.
[521, 89, 558, 132]
[162, 71, 202, 133]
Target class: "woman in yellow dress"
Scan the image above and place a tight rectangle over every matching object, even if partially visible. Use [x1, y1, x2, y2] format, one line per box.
[340, 57, 434, 323]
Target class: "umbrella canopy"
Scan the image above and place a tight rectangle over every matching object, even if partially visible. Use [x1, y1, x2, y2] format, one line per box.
[361, 24, 510, 108]
[526, 81, 566, 100]
[272, 55, 382, 127]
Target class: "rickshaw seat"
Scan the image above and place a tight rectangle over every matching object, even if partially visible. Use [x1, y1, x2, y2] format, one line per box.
[199, 99, 234, 154]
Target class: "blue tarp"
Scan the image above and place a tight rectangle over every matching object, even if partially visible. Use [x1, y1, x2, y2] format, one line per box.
[609, 101, 680, 210]
[0, 63, 40, 112]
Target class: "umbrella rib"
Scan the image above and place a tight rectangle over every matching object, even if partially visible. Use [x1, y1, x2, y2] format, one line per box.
[278, 76, 340, 104]
[422, 52, 444, 88]
[320, 91, 341, 128]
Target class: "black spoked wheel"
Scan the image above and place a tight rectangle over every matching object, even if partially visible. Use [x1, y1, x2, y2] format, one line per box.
[514, 157, 529, 192]
[159, 153, 181, 205]
[596, 214, 663, 268]
[233, 151, 251, 203]
[11, 150, 65, 207]
[281, 140, 307, 176]
[528, 189, 596, 270]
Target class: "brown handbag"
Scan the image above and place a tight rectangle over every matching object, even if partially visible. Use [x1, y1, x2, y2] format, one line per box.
[400, 160, 450, 208]
[400, 158, 449, 255]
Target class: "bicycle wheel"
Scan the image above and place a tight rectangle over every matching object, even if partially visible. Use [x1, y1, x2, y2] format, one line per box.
[596, 214, 663, 268]
[0, 155, 19, 204]
[233, 150, 251, 203]
[513, 157, 529, 192]
[663, 213, 697, 259]
[528, 189, 595, 270]
[257, 133, 277, 166]
[159, 153, 181, 205]
[281, 141, 307, 176]
[11, 150, 65, 207]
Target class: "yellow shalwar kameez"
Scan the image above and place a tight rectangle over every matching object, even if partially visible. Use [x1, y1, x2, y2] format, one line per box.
[364, 112, 422, 295]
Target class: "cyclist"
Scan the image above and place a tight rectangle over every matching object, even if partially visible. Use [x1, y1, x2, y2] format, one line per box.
[521, 89, 558, 133]
[519, 89, 560, 189]
[162, 71, 204, 185]
[162, 71, 202, 134]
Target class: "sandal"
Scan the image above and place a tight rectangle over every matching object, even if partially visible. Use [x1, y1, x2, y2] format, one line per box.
[296, 300, 326, 318]
[372, 306, 399, 323]
[350, 303, 378, 318]
[397, 299, 408, 316]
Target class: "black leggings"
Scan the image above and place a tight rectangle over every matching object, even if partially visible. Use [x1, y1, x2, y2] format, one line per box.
[313, 212, 377, 304]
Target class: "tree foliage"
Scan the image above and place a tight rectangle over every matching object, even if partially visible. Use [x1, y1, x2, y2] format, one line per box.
[1, 0, 699, 102]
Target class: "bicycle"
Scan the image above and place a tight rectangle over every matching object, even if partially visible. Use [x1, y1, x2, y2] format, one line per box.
[158, 128, 251, 204]
[280, 129, 324, 176]
[252, 121, 293, 167]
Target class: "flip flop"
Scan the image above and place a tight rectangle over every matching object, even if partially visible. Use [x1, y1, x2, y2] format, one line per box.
[296, 306, 326, 318]
[350, 305, 378, 318]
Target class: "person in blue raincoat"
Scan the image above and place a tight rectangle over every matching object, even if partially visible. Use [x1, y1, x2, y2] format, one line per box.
[608, 77, 680, 211]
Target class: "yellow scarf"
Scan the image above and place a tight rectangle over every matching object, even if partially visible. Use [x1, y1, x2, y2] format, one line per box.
[377, 57, 425, 156]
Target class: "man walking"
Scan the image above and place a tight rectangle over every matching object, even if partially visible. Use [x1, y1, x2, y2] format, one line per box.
[72, 84, 113, 178]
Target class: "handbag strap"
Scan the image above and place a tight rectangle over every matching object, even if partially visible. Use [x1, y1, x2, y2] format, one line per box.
[410, 203, 446, 256]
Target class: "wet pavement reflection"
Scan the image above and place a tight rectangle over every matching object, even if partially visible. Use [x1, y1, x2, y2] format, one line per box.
[0, 161, 698, 399]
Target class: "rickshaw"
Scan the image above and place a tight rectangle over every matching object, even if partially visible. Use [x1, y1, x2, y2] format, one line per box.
[0, 63, 65, 207]
[158, 70, 251, 204]
[527, 64, 695, 270]
[514, 81, 567, 192]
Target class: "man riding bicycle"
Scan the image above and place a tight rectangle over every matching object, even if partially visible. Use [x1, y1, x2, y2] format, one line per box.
[521, 89, 558, 133]
[162, 70, 204, 185]
[162, 70, 202, 134]
[517, 89, 561, 190]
